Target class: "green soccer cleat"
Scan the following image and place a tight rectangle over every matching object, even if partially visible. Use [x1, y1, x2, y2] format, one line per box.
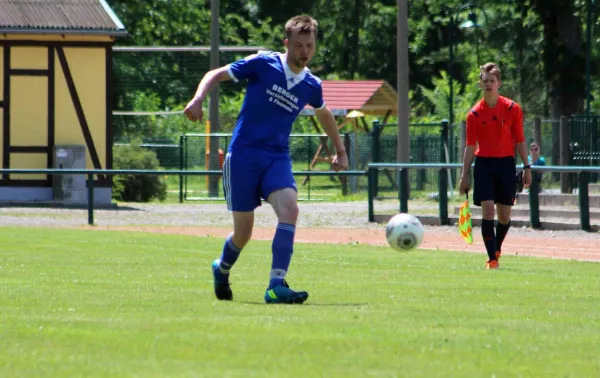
[264, 280, 309, 304]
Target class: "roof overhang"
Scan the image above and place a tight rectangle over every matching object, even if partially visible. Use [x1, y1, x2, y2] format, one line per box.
[0, 28, 128, 37]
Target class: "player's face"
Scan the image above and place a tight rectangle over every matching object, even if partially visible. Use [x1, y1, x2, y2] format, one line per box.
[285, 31, 316, 69]
[479, 73, 501, 96]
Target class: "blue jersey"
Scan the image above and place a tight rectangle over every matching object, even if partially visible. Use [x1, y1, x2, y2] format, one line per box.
[226, 51, 325, 154]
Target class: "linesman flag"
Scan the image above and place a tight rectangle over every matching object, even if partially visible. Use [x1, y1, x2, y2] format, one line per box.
[458, 192, 473, 245]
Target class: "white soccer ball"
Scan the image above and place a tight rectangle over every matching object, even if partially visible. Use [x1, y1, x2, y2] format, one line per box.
[385, 213, 425, 252]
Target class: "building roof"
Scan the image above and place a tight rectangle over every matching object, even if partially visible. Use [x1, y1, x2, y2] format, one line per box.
[301, 80, 398, 116]
[0, 0, 127, 36]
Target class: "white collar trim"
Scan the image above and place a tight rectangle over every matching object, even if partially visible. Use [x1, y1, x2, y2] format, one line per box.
[278, 53, 308, 90]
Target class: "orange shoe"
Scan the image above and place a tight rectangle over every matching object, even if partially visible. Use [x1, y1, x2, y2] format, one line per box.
[486, 260, 499, 269]
[496, 251, 502, 260]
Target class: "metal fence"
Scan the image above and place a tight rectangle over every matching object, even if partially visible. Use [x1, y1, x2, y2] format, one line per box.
[152, 123, 454, 201]
[114, 120, 456, 201]
[367, 163, 600, 231]
[569, 116, 600, 172]
[114, 116, 600, 201]
[1, 165, 597, 230]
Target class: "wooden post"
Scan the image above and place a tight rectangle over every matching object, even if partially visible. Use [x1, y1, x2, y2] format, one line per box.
[397, 0, 410, 195]
[560, 116, 571, 193]
[208, 0, 220, 197]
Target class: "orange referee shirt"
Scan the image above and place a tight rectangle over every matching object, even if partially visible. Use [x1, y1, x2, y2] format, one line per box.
[466, 96, 525, 157]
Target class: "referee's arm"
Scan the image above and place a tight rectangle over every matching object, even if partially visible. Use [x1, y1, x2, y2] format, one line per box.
[512, 105, 532, 187]
[459, 113, 477, 194]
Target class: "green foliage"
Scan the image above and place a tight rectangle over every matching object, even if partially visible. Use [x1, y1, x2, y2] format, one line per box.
[112, 143, 168, 202]
[109, 0, 594, 140]
[416, 70, 481, 123]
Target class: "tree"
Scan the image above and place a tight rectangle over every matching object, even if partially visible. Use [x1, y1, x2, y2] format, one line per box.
[529, 0, 586, 117]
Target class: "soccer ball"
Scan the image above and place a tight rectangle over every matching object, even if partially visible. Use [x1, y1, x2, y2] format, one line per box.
[385, 213, 424, 252]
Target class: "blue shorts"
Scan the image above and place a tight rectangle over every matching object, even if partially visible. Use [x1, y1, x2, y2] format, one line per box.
[222, 150, 297, 212]
[473, 156, 517, 206]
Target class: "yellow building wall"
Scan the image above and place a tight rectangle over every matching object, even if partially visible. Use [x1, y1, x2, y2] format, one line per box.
[1, 38, 110, 183]
[0, 108, 3, 169]
[10, 77, 48, 146]
[11, 47, 48, 69]
[0, 48, 3, 171]
[0, 47, 3, 100]
[10, 153, 46, 180]
[55, 47, 107, 170]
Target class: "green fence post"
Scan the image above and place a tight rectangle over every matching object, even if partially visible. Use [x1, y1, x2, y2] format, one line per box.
[368, 167, 375, 222]
[87, 173, 94, 226]
[440, 120, 449, 163]
[371, 120, 381, 197]
[184, 135, 189, 200]
[579, 171, 591, 231]
[529, 170, 541, 228]
[438, 168, 449, 225]
[399, 168, 408, 213]
[179, 135, 184, 203]
[307, 135, 312, 201]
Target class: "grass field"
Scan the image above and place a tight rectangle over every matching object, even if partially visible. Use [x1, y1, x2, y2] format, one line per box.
[1, 227, 600, 377]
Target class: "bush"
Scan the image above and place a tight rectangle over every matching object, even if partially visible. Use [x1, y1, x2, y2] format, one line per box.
[112, 143, 168, 202]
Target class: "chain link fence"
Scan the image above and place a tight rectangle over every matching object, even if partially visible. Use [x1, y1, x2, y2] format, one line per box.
[116, 115, 600, 201]
[112, 120, 454, 201]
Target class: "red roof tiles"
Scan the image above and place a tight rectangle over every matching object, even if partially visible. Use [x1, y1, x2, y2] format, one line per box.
[303, 80, 397, 116]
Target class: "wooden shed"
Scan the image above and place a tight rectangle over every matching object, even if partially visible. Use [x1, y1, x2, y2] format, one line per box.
[299, 80, 398, 173]
[0, 0, 126, 204]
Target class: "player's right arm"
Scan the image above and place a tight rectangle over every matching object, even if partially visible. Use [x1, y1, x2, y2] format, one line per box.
[460, 111, 478, 195]
[184, 66, 232, 122]
[184, 52, 268, 122]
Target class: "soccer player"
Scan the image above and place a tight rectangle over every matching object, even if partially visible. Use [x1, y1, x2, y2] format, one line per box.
[459, 63, 532, 269]
[183, 15, 349, 303]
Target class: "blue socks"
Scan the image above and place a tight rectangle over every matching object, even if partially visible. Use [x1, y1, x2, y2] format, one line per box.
[217, 233, 242, 275]
[268, 223, 296, 289]
[481, 219, 497, 261]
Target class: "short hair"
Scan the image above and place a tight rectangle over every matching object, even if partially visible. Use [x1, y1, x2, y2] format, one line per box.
[479, 62, 501, 81]
[285, 15, 318, 39]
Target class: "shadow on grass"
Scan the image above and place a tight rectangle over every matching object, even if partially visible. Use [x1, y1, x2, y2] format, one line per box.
[239, 301, 369, 307]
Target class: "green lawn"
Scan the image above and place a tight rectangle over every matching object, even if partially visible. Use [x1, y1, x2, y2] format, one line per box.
[1, 227, 599, 377]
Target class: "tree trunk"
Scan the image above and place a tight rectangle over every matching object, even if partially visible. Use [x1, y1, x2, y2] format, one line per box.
[531, 0, 585, 118]
[348, 0, 362, 79]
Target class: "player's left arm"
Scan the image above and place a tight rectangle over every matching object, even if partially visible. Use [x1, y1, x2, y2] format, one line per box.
[512, 103, 532, 186]
[315, 106, 348, 171]
[310, 81, 347, 170]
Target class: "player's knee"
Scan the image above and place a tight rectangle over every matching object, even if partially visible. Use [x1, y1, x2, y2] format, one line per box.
[277, 202, 299, 224]
[232, 229, 252, 248]
[497, 211, 511, 224]
[481, 202, 495, 219]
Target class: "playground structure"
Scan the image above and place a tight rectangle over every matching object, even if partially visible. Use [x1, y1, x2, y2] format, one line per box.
[297, 80, 398, 189]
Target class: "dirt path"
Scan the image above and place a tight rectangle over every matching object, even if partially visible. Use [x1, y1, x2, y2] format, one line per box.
[2, 201, 599, 262]
[82, 224, 600, 262]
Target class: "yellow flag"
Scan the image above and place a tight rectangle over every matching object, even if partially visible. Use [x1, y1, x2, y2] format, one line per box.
[458, 194, 473, 245]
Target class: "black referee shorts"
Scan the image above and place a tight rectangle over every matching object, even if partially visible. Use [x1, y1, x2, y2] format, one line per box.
[473, 156, 517, 206]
